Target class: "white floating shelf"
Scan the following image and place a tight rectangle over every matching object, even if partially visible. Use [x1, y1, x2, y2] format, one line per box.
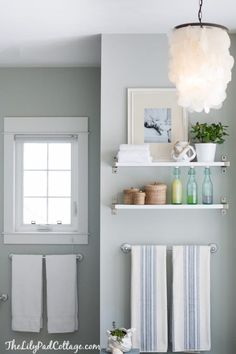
[114, 161, 230, 168]
[113, 204, 228, 211]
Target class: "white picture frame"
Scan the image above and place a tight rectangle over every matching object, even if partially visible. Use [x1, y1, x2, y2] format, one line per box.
[127, 88, 188, 161]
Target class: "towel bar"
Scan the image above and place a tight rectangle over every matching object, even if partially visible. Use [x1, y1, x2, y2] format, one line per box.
[0, 294, 8, 302]
[8, 253, 84, 261]
[121, 243, 218, 254]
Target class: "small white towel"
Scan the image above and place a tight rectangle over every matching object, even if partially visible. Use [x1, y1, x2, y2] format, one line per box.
[46, 255, 78, 333]
[12, 255, 43, 332]
[172, 246, 211, 352]
[131, 245, 168, 352]
[117, 151, 152, 163]
[119, 144, 150, 151]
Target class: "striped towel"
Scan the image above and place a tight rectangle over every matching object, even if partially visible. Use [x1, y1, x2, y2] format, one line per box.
[172, 246, 211, 352]
[131, 245, 168, 352]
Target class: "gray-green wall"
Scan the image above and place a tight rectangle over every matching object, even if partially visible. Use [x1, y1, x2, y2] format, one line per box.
[0, 68, 100, 353]
[100, 34, 236, 353]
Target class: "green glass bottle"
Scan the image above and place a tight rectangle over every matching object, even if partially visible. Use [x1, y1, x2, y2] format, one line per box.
[202, 167, 213, 204]
[171, 167, 182, 204]
[187, 167, 198, 204]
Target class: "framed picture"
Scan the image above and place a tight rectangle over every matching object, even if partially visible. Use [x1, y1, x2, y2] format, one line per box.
[127, 88, 188, 160]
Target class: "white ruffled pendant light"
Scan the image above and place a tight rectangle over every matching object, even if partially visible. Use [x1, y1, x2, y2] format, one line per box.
[168, 0, 234, 113]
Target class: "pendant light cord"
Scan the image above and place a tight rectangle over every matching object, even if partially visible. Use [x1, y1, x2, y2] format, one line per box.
[174, 0, 228, 31]
[198, 0, 203, 26]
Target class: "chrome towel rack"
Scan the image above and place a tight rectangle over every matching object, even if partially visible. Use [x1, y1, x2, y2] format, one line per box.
[121, 243, 218, 254]
[8, 253, 84, 262]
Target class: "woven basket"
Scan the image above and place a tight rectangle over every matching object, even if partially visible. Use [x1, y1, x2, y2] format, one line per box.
[123, 188, 139, 204]
[145, 183, 167, 205]
[133, 191, 146, 205]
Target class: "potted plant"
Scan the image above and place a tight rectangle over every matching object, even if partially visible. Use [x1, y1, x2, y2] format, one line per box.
[106, 322, 135, 354]
[191, 122, 228, 162]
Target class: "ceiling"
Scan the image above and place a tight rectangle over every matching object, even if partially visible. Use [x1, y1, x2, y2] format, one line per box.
[0, 0, 235, 66]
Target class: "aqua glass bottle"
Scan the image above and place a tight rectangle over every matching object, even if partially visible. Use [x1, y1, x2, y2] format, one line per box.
[187, 167, 198, 204]
[202, 167, 213, 204]
[171, 167, 182, 204]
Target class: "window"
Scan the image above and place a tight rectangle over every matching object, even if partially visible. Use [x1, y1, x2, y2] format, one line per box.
[4, 117, 88, 244]
[15, 136, 77, 232]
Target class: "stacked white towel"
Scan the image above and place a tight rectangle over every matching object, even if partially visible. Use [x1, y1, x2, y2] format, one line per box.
[12, 255, 43, 332]
[117, 144, 152, 163]
[46, 255, 78, 333]
[172, 245, 211, 352]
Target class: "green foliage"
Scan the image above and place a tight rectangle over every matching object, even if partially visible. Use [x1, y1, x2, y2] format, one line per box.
[110, 328, 127, 343]
[191, 122, 228, 144]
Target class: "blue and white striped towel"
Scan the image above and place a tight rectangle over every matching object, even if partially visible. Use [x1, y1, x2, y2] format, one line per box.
[131, 245, 168, 352]
[172, 246, 211, 352]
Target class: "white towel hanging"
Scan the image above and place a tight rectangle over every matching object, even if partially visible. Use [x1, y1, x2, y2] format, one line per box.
[172, 245, 211, 352]
[131, 245, 168, 352]
[11, 255, 43, 332]
[46, 255, 78, 333]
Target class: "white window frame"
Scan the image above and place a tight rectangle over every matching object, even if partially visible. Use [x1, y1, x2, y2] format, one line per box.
[3, 117, 88, 245]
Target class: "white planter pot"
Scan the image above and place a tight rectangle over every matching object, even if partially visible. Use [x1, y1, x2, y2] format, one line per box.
[195, 143, 216, 162]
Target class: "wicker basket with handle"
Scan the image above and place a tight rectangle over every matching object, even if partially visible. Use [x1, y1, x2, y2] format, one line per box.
[133, 191, 146, 205]
[145, 183, 167, 205]
[123, 188, 139, 204]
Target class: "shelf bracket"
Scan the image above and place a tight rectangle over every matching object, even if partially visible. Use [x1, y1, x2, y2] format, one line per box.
[221, 155, 229, 175]
[112, 165, 118, 174]
[221, 166, 227, 175]
[221, 154, 228, 162]
[111, 197, 118, 215]
[112, 158, 118, 174]
[221, 196, 229, 215]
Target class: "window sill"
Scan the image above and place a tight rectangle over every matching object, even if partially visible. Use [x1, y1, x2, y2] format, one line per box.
[3, 232, 88, 245]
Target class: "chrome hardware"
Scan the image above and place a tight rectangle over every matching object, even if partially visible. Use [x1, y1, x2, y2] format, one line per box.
[121, 243, 218, 254]
[0, 294, 8, 302]
[9, 253, 84, 262]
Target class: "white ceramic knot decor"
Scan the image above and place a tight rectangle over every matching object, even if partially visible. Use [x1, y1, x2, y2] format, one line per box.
[106, 328, 135, 354]
[171, 141, 196, 162]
